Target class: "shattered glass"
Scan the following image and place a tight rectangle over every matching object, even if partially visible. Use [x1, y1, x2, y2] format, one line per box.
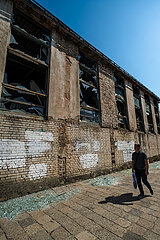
[9, 29, 49, 64]
[79, 66, 97, 87]
[78, 53, 97, 71]
[80, 82, 99, 109]
[134, 97, 140, 108]
[12, 10, 50, 45]
[1, 56, 47, 117]
[80, 108, 100, 123]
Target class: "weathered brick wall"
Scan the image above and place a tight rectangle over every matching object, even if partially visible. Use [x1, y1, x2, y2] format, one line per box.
[0, 112, 59, 187]
[114, 129, 135, 166]
[65, 123, 112, 177]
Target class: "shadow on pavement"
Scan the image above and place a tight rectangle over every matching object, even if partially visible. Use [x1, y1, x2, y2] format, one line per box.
[98, 193, 150, 205]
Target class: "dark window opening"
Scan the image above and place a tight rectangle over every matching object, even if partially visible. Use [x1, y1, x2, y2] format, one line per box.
[0, 55, 47, 117]
[79, 53, 100, 123]
[154, 100, 160, 134]
[114, 76, 128, 128]
[145, 94, 154, 133]
[9, 9, 50, 64]
[133, 87, 144, 131]
[0, 8, 50, 117]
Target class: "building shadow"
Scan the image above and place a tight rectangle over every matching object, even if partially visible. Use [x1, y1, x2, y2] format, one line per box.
[98, 193, 150, 206]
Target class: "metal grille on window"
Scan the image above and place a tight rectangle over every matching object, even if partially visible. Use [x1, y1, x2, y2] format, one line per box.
[114, 76, 128, 128]
[144, 95, 154, 133]
[0, 9, 50, 117]
[154, 100, 160, 134]
[133, 87, 144, 131]
[79, 53, 100, 123]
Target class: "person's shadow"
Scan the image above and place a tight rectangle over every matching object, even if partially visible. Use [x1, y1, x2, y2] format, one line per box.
[98, 193, 150, 206]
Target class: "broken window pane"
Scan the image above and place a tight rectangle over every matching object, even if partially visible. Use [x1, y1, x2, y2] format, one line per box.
[10, 29, 49, 64]
[79, 52, 100, 124]
[12, 10, 50, 45]
[145, 94, 154, 133]
[133, 87, 144, 131]
[0, 53, 47, 117]
[116, 99, 125, 116]
[114, 75, 128, 128]
[80, 107, 99, 123]
[78, 53, 97, 71]
[4, 55, 46, 94]
[154, 100, 160, 134]
[79, 66, 97, 87]
[80, 82, 99, 109]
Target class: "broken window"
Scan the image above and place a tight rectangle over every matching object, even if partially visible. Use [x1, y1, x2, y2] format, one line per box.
[133, 87, 144, 131]
[0, 8, 50, 117]
[144, 94, 154, 133]
[154, 100, 160, 134]
[114, 76, 128, 128]
[79, 53, 100, 123]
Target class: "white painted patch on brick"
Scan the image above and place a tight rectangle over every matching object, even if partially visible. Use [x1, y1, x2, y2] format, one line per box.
[0, 140, 26, 169]
[116, 140, 134, 162]
[75, 142, 91, 151]
[25, 131, 54, 157]
[28, 163, 47, 180]
[25, 131, 54, 141]
[93, 141, 100, 151]
[80, 154, 98, 169]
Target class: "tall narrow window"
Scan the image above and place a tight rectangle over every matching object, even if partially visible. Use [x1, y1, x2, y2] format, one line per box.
[154, 100, 160, 134]
[114, 76, 128, 128]
[79, 53, 100, 123]
[0, 9, 50, 117]
[144, 95, 154, 133]
[133, 87, 144, 131]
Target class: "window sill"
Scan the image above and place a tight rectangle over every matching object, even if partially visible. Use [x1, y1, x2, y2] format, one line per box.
[0, 108, 46, 121]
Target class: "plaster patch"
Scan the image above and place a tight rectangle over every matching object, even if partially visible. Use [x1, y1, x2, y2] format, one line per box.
[80, 154, 98, 169]
[29, 164, 47, 180]
[116, 140, 134, 162]
[93, 141, 100, 151]
[0, 140, 26, 169]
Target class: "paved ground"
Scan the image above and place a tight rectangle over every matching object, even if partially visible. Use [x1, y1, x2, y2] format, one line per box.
[0, 161, 160, 240]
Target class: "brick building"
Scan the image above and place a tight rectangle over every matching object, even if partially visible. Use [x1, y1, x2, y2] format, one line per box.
[0, 0, 160, 199]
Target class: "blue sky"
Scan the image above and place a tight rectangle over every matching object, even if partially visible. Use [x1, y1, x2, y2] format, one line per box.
[35, 0, 160, 98]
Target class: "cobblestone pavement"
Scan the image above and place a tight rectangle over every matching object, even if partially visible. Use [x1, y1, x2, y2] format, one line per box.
[0, 162, 160, 240]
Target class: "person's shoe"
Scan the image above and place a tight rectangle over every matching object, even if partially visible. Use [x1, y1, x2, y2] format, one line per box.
[138, 194, 144, 199]
[150, 189, 154, 195]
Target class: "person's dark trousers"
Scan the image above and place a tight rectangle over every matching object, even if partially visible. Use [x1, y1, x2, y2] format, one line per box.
[135, 169, 153, 195]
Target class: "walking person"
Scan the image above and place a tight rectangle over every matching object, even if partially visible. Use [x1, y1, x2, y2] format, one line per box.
[132, 144, 153, 198]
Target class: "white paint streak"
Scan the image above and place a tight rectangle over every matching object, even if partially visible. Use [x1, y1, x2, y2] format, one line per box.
[25, 131, 54, 141]
[75, 142, 91, 151]
[116, 140, 134, 162]
[25, 131, 54, 157]
[80, 154, 98, 169]
[28, 164, 47, 180]
[93, 141, 100, 151]
[0, 140, 26, 169]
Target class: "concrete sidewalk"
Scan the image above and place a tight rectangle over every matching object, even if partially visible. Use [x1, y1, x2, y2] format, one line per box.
[0, 161, 160, 240]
